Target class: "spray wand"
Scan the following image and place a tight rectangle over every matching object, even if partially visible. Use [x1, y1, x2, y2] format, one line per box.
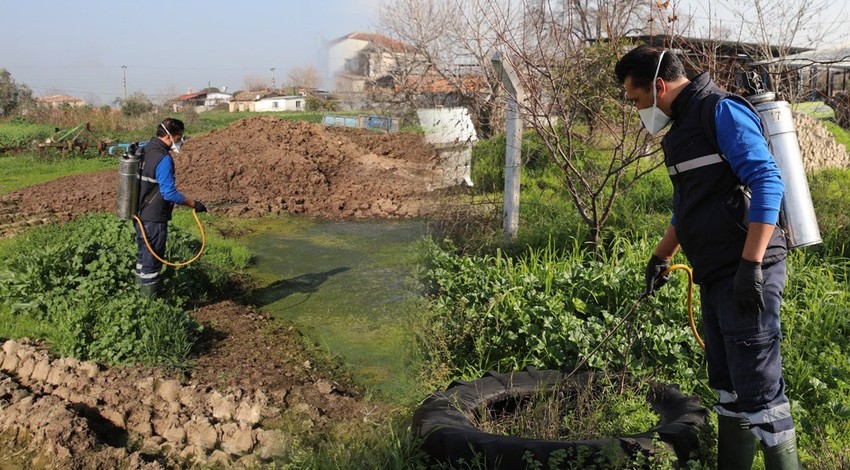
[564, 263, 703, 381]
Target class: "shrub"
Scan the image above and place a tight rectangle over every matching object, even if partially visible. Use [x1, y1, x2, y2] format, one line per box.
[416, 237, 702, 384]
[0, 214, 244, 366]
[121, 92, 154, 117]
[470, 131, 552, 193]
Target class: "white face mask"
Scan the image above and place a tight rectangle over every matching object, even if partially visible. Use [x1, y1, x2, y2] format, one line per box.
[161, 123, 183, 154]
[637, 51, 671, 135]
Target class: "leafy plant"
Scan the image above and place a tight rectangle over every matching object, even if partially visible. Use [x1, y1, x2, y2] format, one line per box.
[0, 213, 245, 366]
[416, 236, 703, 386]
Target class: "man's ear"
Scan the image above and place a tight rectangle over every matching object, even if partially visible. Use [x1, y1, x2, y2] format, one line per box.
[655, 77, 667, 97]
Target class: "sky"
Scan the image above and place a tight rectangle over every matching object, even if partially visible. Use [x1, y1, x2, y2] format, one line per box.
[0, 0, 383, 106]
[2, 0, 848, 106]
[669, 0, 850, 49]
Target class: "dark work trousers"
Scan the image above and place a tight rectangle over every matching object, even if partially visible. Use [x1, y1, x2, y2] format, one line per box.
[134, 220, 168, 285]
[701, 259, 795, 447]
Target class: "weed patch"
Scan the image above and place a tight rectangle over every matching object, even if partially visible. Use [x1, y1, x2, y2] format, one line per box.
[0, 213, 247, 366]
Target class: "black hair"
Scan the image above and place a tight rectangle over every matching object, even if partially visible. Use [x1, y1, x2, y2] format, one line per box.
[614, 45, 686, 90]
[156, 117, 185, 137]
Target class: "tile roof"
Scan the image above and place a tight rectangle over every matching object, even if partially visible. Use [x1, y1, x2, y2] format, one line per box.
[330, 32, 410, 52]
[37, 95, 84, 103]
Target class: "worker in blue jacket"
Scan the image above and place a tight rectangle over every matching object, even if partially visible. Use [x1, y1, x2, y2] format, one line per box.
[135, 118, 206, 298]
[615, 46, 799, 469]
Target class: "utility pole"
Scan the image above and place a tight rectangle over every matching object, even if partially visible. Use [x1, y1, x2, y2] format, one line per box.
[492, 52, 524, 243]
[270, 67, 276, 90]
[122, 65, 127, 100]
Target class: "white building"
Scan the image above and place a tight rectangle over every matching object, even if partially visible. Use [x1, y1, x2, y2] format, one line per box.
[228, 91, 305, 112]
[326, 32, 414, 92]
[172, 90, 232, 112]
[36, 95, 85, 109]
[255, 95, 306, 112]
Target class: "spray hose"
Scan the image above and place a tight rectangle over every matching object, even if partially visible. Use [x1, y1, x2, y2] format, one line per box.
[565, 263, 704, 380]
[132, 210, 206, 267]
[661, 264, 704, 349]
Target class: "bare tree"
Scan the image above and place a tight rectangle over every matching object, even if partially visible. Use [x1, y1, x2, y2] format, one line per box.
[377, 0, 517, 136]
[676, 0, 844, 100]
[542, 0, 650, 42]
[286, 65, 322, 91]
[487, 1, 662, 248]
[242, 74, 271, 92]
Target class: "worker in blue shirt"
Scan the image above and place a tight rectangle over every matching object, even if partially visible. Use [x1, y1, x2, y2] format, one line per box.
[135, 118, 207, 298]
[615, 46, 800, 469]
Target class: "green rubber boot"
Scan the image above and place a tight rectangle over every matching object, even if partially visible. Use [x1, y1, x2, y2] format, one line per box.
[762, 437, 802, 470]
[717, 415, 757, 470]
[139, 280, 160, 299]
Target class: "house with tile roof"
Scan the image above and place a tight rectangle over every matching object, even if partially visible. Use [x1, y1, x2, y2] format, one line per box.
[36, 95, 85, 109]
[326, 32, 417, 92]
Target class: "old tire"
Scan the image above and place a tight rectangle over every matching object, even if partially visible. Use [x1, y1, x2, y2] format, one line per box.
[412, 367, 708, 468]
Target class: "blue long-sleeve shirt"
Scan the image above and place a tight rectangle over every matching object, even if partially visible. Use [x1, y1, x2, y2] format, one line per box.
[714, 99, 784, 224]
[155, 155, 185, 205]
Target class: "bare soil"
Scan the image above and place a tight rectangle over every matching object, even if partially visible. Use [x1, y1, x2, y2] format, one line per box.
[0, 116, 444, 237]
[0, 117, 443, 468]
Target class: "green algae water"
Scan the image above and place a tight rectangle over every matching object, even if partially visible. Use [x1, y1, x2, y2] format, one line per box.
[243, 216, 428, 403]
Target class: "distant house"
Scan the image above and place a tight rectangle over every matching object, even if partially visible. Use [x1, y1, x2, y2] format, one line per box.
[172, 89, 232, 112]
[228, 90, 305, 112]
[326, 32, 416, 92]
[256, 95, 305, 112]
[229, 91, 263, 112]
[36, 95, 85, 109]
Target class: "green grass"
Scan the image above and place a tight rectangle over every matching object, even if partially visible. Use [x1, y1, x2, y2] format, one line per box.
[0, 121, 57, 149]
[793, 101, 836, 119]
[821, 119, 850, 153]
[0, 152, 115, 195]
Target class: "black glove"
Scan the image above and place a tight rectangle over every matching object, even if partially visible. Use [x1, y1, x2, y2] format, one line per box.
[644, 254, 670, 296]
[194, 201, 207, 213]
[734, 259, 764, 316]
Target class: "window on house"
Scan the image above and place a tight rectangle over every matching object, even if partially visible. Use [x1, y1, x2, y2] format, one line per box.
[346, 57, 363, 74]
[296, 100, 301, 109]
[273, 101, 278, 109]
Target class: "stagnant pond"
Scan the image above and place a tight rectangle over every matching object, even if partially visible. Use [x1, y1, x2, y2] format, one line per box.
[242, 217, 428, 403]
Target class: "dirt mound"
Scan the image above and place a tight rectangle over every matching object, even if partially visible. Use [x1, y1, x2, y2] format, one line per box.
[0, 117, 443, 236]
[183, 117, 441, 218]
[0, 301, 383, 469]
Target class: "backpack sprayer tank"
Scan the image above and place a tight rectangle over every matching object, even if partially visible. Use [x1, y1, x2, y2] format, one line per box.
[116, 143, 142, 220]
[746, 91, 822, 248]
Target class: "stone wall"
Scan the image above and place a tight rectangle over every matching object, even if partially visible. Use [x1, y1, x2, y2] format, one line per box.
[0, 338, 289, 468]
[793, 112, 850, 172]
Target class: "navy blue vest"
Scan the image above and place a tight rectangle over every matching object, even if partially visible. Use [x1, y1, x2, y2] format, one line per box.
[137, 137, 175, 222]
[661, 73, 786, 284]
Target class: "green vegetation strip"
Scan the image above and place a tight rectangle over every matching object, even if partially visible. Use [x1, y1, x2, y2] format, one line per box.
[0, 152, 115, 195]
[0, 212, 248, 366]
[0, 121, 56, 149]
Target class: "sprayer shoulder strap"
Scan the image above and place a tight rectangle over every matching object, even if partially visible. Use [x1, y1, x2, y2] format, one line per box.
[701, 94, 725, 157]
[703, 93, 788, 231]
[136, 144, 161, 214]
[701, 94, 772, 157]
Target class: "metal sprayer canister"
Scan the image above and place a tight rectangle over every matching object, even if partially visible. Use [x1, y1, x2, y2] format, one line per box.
[116, 151, 141, 220]
[749, 93, 822, 248]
